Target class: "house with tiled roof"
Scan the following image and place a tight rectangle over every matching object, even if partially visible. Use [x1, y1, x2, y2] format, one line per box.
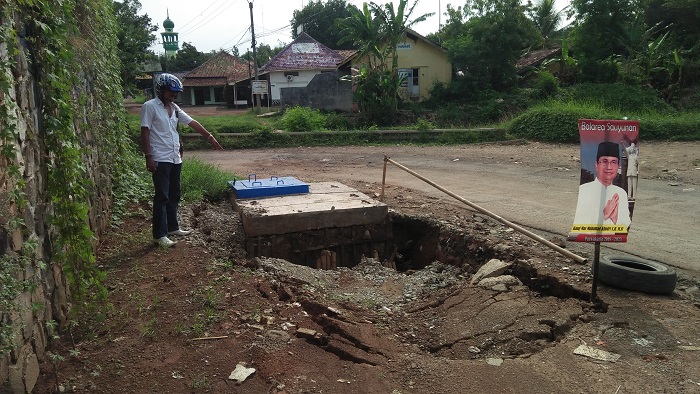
[180, 51, 254, 107]
[259, 32, 356, 110]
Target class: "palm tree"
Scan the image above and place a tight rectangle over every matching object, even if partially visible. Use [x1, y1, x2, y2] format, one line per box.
[531, 0, 566, 48]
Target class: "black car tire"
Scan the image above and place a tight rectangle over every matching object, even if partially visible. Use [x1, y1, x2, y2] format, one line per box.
[598, 255, 677, 294]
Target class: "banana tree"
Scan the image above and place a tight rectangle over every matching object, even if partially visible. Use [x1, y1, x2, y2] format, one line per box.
[542, 37, 578, 84]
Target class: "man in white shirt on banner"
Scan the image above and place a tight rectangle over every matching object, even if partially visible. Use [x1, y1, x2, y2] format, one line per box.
[574, 141, 632, 228]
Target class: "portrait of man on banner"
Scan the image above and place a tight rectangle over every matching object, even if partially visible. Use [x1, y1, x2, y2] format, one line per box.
[569, 119, 640, 243]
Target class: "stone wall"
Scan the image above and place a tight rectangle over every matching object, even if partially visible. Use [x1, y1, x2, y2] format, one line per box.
[0, 11, 114, 394]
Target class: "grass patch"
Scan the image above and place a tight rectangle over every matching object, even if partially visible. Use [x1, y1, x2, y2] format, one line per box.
[198, 113, 273, 134]
[180, 158, 236, 203]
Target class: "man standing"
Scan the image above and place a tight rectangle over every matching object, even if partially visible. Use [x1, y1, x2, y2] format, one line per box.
[625, 142, 639, 200]
[573, 141, 632, 228]
[140, 73, 223, 247]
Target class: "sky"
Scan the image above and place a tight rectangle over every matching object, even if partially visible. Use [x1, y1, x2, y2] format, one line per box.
[137, 0, 448, 55]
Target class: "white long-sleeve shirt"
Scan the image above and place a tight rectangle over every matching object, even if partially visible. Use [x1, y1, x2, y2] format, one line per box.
[140, 98, 193, 163]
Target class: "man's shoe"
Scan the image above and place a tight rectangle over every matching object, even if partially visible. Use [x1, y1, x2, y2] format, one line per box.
[168, 228, 192, 236]
[154, 236, 177, 248]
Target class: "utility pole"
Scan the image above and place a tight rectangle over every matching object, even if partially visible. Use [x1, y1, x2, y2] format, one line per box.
[248, 0, 260, 112]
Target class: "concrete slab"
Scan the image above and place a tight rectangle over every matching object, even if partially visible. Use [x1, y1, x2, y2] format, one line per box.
[234, 182, 388, 237]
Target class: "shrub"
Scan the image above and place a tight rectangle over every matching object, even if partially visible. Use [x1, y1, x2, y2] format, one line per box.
[324, 112, 351, 131]
[434, 104, 468, 127]
[535, 70, 559, 98]
[637, 112, 700, 140]
[281, 106, 327, 132]
[508, 101, 612, 142]
[415, 118, 435, 130]
[508, 101, 700, 142]
[557, 83, 673, 114]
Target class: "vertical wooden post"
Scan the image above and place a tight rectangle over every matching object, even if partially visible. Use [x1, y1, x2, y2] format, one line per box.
[591, 242, 601, 302]
[381, 156, 388, 202]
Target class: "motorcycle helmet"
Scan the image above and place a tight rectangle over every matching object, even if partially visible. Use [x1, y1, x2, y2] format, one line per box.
[155, 73, 183, 99]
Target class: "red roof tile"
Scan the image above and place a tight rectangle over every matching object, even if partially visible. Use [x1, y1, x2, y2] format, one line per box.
[182, 51, 253, 86]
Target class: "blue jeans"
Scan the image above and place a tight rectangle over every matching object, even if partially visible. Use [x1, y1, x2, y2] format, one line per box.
[152, 162, 182, 239]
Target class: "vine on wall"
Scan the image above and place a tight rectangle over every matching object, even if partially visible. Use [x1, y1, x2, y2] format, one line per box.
[1, 0, 127, 353]
[0, 1, 31, 354]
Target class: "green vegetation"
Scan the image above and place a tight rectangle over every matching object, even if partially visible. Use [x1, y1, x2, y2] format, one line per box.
[337, 0, 433, 125]
[180, 159, 236, 202]
[280, 106, 327, 132]
[0, 251, 33, 354]
[182, 285, 225, 338]
[1, 0, 127, 348]
[124, 83, 700, 150]
[2, 0, 699, 378]
[198, 114, 273, 134]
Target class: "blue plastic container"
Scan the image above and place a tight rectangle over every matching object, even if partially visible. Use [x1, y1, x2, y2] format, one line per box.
[228, 174, 310, 199]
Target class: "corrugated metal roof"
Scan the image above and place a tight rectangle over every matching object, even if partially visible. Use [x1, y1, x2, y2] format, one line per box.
[182, 51, 253, 86]
[260, 33, 347, 73]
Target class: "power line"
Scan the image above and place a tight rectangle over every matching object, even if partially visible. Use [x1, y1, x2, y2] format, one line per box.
[216, 26, 251, 52]
[180, 0, 239, 36]
[176, 0, 228, 32]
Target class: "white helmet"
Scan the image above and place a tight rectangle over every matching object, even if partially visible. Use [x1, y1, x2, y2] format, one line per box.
[155, 73, 183, 99]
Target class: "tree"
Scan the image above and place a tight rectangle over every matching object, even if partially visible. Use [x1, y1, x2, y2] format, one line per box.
[113, 0, 157, 95]
[291, 0, 353, 49]
[644, 0, 700, 51]
[337, 0, 433, 124]
[441, 0, 541, 91]
[167, 42, 212, 71]
[569, 0, 637, 82]
[643, 0, 700, 94]
[528, 0, 567, 48]
[242, 44, 285, 69]
[372, 0, 433, 72]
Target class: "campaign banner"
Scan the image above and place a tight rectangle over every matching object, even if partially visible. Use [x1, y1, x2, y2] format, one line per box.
[569, 119, 639, 243]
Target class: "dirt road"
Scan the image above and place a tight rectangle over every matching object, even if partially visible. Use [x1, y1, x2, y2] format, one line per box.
[192, 140, 700, 278]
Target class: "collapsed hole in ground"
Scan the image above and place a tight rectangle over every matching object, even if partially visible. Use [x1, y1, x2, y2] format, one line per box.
[245, 211, 590, 301]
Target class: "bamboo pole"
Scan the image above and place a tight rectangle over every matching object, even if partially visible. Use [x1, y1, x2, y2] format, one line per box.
[383, 156, 587, 265]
